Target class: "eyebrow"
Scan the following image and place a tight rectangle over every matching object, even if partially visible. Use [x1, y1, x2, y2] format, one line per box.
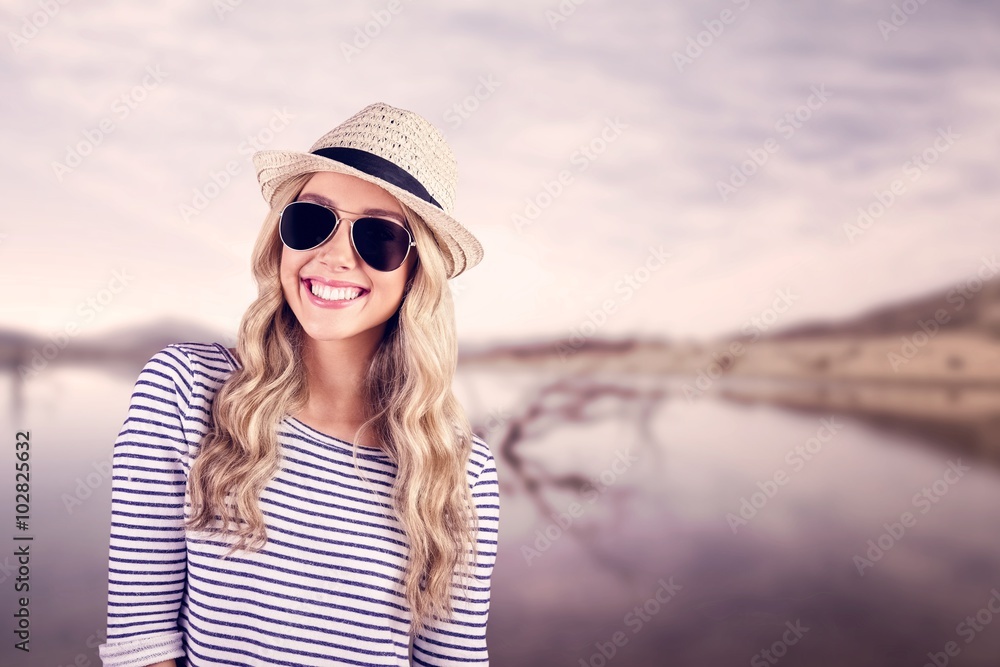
[297, 192, 406, 226]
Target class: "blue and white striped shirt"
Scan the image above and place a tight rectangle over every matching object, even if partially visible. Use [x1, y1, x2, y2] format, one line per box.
[98, 342, 500, 667]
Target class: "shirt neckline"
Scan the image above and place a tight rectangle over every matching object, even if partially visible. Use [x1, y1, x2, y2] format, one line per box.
[283, 416, 392, 460]
[213, 342, 393, 461]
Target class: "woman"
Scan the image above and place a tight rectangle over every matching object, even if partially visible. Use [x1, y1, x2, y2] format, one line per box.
[98, 102, 500, 667]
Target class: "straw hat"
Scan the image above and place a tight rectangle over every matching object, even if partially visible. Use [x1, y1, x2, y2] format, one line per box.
[251, 102, 483, 279]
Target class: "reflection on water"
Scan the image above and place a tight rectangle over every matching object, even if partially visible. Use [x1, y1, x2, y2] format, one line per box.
[459, 368, 1000, 667]
[4, 366, 1000, 666]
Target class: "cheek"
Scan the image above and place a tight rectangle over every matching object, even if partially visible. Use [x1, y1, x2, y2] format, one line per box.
[372, 270, 409, 302]
[279, 248, 304, 295]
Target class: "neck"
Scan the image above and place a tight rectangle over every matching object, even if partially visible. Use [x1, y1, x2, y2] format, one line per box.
[299, 331, 382, 422]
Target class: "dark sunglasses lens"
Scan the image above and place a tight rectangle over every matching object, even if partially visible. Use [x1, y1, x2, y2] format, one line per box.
[281, 202, 336, 250]
[354, 218, 411, 271]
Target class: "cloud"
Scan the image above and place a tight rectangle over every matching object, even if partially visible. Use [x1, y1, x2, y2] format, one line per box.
[4, 0, 999, 342]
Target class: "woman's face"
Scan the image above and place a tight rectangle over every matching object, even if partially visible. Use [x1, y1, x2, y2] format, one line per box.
[279, 171, 417, 348]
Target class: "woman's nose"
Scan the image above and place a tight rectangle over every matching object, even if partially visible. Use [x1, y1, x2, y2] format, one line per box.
[316, 220, 357, 266]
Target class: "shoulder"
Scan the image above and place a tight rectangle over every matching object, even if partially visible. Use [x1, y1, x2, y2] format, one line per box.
[468, 434, 500, 521]
[140, 342, 237, 405]
[468, 433, 498, 486]
[162, 341, 238, 379]
[141, 342, 238, 444]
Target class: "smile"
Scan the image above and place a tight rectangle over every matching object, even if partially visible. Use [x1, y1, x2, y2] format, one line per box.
[303, 279, 369, 308]
[311, 282, 363, 301]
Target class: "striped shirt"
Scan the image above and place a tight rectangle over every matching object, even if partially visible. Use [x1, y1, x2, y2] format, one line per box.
[98, 342, 500, 667]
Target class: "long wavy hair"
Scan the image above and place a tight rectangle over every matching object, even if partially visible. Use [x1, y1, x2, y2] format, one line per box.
[184, 171, 481, 637]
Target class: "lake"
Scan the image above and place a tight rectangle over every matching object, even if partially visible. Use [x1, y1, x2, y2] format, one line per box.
[3, 364, 999, 666]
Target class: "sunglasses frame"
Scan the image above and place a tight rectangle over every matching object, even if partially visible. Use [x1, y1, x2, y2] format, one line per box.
[279, 200, 416, 272]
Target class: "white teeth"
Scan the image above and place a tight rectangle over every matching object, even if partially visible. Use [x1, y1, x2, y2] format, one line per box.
[310, 282, 364, 302]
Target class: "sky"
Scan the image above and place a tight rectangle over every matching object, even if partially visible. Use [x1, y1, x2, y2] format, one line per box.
[2, 0, 999, 346]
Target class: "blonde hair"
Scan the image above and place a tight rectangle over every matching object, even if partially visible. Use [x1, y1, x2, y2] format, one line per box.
[185, 171, 481, 637]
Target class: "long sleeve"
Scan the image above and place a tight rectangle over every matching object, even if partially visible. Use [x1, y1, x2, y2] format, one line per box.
[411, 447, 501, 666]
[98, 346, 193, 667]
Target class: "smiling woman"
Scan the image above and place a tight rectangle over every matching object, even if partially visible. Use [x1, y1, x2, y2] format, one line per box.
[278, 171, 419, 352]
[98, 102, 500, 667]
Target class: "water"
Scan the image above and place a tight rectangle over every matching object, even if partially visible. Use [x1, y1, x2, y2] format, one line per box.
[3, 365, 1000, 666]
[458, 368, 1000, 667]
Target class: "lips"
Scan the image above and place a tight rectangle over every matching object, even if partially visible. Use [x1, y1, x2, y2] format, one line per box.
[303, 278, 370, 298]
[304, 276, 370, 292]
[301, 278, 370, 309]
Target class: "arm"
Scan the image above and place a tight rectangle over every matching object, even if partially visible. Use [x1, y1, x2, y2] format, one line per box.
[98, 346, 192, 667]
[411, 448, 500, 666]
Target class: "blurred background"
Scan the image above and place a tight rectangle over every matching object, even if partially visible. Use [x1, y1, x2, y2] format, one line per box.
[3, 0, 1000, 665]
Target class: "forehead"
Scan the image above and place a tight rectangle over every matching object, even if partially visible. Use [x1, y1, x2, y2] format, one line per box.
[299, 171, 403, 217]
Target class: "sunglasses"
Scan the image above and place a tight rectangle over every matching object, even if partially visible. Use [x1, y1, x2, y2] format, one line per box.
[279, 200, 416, 272]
